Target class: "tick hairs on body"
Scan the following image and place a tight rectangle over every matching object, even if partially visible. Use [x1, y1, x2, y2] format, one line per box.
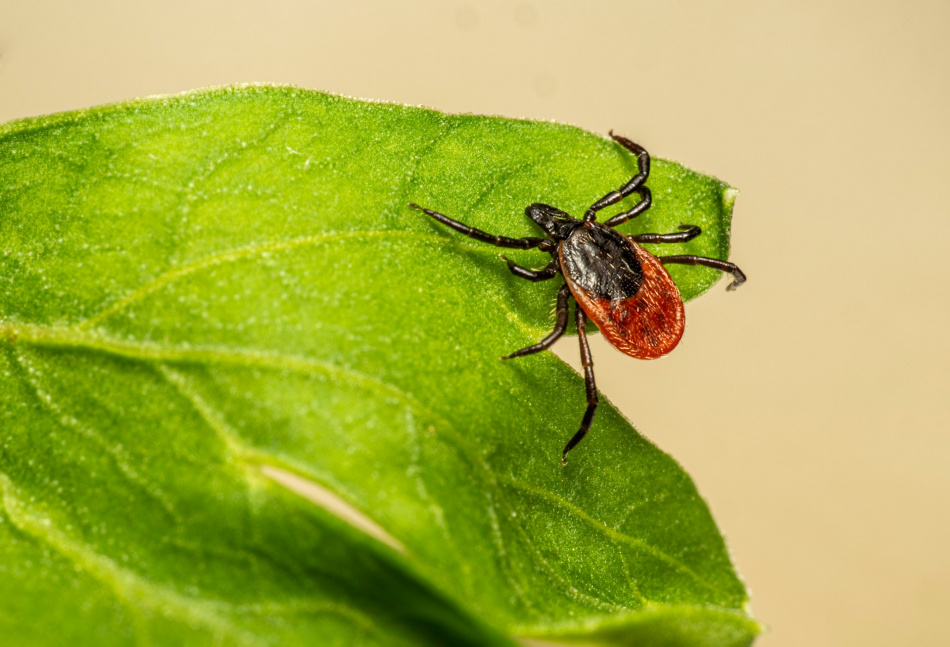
[409, 132, 746, 465]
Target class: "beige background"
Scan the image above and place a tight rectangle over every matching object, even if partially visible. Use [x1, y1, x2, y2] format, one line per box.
[2, 1, 948, 645]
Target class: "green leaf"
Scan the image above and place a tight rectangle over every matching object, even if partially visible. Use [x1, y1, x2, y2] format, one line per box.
[0, 85, 759, 646]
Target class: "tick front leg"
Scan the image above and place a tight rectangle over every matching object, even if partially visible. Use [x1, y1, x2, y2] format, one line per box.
[502, 284, 571, 359]
[631, 224, 702, 244]
[603, 187, 652, 228]
[561, 305, 598, 465]
[584, 132, 651, 222]
[409, 203, 551, 250]
[659, 254, 747, 291]
[500, 257, 559, 282]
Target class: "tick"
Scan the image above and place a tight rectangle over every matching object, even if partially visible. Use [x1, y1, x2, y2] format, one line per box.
[409, 132, 745, 464]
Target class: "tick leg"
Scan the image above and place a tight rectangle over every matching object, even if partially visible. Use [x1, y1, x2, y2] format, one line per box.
[660, 254, 747, 291]
[409, 203, 553, 250]
[500, 257, 560, 282]
[632, 224, 702, 244]
[502, 284, 571, 359]
[562, 305, 598, 465]
[603, 187, 652, 228]
[584, 132, 651, 222]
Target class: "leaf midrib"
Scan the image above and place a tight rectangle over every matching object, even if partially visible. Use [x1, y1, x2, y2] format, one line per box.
[51, 228, 544, 337]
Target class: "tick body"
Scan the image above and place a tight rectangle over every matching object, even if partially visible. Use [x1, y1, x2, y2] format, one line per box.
[558, 220, 686, 360]
[409, 132, 746, 464]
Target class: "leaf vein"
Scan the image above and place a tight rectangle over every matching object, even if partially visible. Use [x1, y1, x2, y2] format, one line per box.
[0, 471, 270, 646]
[8, 346, 182, 524]
[496, 474, 731, 598]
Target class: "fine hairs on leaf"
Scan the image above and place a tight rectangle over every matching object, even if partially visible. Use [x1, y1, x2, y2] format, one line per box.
[0, 85, 759, 646]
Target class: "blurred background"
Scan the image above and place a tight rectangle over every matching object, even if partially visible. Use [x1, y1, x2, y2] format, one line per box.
[2, 1, 948, 645]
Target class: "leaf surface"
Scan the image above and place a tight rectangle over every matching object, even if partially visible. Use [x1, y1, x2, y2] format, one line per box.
[0, 86, 758, 645]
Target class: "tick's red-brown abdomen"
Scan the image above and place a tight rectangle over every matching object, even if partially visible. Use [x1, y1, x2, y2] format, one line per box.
[562, 239, 685, 359]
